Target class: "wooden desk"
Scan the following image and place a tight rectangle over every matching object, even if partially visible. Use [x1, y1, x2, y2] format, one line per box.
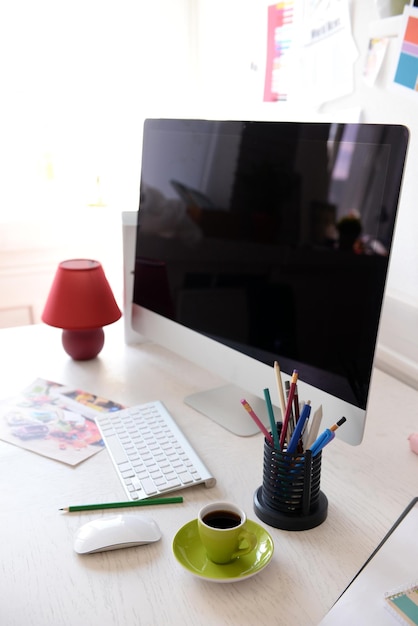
[1, 322, 417, 626]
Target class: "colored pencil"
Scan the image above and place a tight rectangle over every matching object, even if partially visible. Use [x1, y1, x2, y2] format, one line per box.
[263, 387, 281, 450]
[285, 380, 296, 437]
[60, 496, 183, 512]
[273, 361, 287, 423]
[241, 399, 274, 446]
[286, 401, 311, 454]
[280, 369, 299, 449]
[309, 417, 347, 456]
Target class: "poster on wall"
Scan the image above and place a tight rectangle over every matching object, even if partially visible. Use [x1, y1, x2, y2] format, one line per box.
[297, 0, 357, 106]
[391, 7, 418, 97]
[263, 0, 356, 107]
[363, 37, 390, 87]
[263, 2, 297, 102]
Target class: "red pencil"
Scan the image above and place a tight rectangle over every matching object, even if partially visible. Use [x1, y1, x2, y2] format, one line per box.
[280, 370, 299, 449]
[241, 399, 274, 446]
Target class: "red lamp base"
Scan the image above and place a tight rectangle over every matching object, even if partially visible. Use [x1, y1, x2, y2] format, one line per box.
[62, 328, 105, 360]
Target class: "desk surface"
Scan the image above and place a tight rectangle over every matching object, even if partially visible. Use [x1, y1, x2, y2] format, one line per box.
[1, 322, 417, 626]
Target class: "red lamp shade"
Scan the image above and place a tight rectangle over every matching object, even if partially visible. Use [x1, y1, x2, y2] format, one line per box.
[42, 259, 122, 360]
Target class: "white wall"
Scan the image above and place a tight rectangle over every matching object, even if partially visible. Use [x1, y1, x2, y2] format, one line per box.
[0, 0, 199, 222]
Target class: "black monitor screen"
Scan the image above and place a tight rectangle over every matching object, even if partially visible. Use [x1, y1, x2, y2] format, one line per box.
[134, 119, 409, 410]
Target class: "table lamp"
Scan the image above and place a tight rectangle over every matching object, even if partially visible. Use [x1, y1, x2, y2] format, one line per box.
[42, 259, 122, 360]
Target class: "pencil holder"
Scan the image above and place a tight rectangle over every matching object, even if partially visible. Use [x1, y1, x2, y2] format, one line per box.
[253, 434, 328, 531]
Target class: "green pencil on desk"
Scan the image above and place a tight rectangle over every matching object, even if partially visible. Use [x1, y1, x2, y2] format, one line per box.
[60, 496, 183, 513]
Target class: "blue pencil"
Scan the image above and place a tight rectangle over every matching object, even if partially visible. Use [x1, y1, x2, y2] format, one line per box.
[286, 401, 311, 454]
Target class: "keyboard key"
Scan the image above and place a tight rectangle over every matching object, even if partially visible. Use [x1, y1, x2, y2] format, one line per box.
[140, 477, 158, 495]
[131, 477, 143, 491]
[104, 435, 128, 465]
[159, 479, 182, 491]
[178, 471, 194, 484]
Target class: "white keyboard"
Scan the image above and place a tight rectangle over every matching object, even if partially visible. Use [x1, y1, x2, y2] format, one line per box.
[95, 401, 216, 500]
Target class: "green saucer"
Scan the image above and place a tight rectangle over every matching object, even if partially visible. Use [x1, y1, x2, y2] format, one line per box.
[172, 518, 274, 582]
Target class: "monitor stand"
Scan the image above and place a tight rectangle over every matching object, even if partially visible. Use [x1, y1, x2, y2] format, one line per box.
[185, 384, 279, 437]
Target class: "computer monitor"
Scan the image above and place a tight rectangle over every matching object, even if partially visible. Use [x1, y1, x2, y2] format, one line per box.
[129, 118, 409, 445]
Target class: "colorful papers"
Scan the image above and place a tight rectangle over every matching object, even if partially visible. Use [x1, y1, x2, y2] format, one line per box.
[392, 7, 418, 97]
[0, 378, 124, 466]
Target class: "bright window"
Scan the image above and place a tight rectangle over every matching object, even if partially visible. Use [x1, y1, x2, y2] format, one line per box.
[0, 1, 196, 224]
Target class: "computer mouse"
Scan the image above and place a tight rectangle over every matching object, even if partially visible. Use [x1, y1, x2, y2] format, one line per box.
[73, 514, 162, 554]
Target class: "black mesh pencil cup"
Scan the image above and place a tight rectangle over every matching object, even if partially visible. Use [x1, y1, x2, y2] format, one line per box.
[254, 437, 328, 531]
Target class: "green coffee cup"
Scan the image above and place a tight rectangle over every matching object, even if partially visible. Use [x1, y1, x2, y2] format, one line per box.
[197, 501, 257, 564]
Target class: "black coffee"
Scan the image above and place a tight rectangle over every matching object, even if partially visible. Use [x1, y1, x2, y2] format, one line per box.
[202, 510, 242, 529]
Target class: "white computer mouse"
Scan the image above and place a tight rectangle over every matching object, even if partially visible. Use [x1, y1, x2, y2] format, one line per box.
[73, 514, 162, 554]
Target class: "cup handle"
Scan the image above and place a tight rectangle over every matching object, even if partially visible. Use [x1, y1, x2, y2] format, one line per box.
[232, 530, 257, 559]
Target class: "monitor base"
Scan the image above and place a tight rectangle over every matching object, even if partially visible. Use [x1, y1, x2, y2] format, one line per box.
[185, 384, 278, 437]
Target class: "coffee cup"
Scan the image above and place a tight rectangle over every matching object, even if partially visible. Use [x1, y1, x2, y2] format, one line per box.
[197, 501, 257, 564]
